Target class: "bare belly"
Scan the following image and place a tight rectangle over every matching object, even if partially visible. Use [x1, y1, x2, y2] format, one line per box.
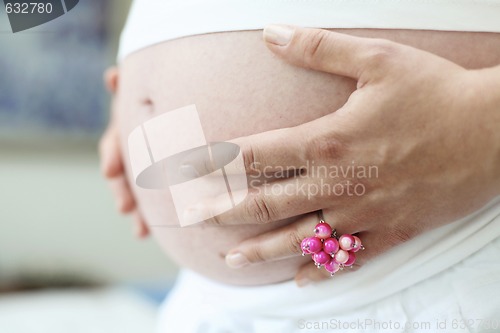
[117, 29, 500, 285]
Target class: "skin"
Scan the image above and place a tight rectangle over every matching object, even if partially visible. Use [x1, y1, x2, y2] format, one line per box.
[100, 27, 500, 286]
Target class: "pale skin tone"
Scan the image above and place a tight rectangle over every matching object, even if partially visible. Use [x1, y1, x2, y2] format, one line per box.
[100, 26, 500, 286]
[101, 67, 150, 239]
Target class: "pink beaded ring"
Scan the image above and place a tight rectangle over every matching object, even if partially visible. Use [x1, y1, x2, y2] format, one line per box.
[300, 211, 365, 276]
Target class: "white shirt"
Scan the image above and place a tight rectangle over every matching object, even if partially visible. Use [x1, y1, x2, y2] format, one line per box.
[119, 0, 500, 60]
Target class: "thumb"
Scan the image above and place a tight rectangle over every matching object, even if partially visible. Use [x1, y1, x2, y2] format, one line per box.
[263, 25, 400, 81]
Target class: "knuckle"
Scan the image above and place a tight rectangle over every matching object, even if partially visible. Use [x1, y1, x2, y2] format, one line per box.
[386, 225, 416, 247]
[301, 29, 329, 68]
[286, 229, 304, 254]
[364, 39, 399, 69]
[208, 213, 224, 226]
[204, 207, 224, 226]
[242, 144, 258, 174]
[306, 134, 346, 162]
[246, 246, 267, 263]
[244, 195, 274, 224]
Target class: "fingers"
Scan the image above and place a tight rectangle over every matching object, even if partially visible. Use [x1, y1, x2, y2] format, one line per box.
[100, 127, 149, 239]
[195, 172, 364, 226]
[225, 213, 319, 268]
[132, 210, 150, 238]
[224, 210, 364, 266]
[109, 175, 136, 214]
[263, 25, 401, 81]
[100, 67, 122, 178]
[232, 127, 307, 175]
[99, 125, 124, 179]
[180, 127, 307, 179]
[101, 66, 149, 239]
[101, 128, 137, 214]
[295, 262, 332, 287]
[188, 176, 327, 225]
[180, 125, 338, 226]
[102, 134, 150, 239]
[224, 209, 374, 286]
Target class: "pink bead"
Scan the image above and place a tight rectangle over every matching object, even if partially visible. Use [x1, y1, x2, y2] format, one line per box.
[333, 249, 349, 264]
[300, 238, 311, 254]
[323, 238, 339, 255]
[313, 251, 330, 266]
[304, 237, 323, 254]
[324, 259, 340, 275]
[344, 252, 356, 267]
[339, 234, 355, 251]
[351, 235, 363, 253]
[314, 222, 332, 239]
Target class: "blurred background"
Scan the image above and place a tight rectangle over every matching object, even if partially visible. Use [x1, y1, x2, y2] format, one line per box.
[0, 1, 178, 331]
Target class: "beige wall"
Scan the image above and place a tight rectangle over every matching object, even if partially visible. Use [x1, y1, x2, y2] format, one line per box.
[0, 142, 178, 285]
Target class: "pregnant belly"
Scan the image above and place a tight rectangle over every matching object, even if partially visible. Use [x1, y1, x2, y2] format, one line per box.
[117, 29, 500, 286]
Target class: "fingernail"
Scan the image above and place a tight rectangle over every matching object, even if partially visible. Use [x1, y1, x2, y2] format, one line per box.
[296, 277, 311, 288]
[225, 252, 249, 268]
[264, 25, 294, 46]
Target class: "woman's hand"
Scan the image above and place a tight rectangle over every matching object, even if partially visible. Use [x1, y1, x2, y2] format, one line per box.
[191, 26, 500, 285]
[99, 67, 149, 238]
